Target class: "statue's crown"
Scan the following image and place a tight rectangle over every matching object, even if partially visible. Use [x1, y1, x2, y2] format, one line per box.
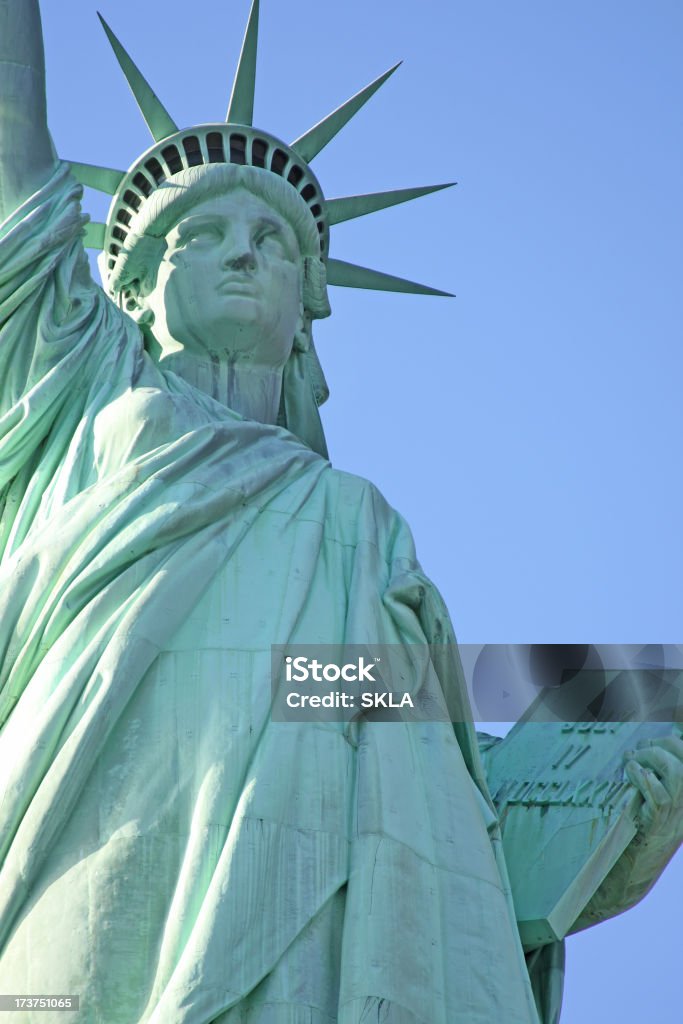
[72, 1, 454, 299]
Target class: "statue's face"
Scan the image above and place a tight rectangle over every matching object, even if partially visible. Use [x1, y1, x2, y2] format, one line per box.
[138, 187, 303, 368]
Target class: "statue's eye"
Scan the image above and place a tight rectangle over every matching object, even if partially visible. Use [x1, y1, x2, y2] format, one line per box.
[254, 228, 276, 249]
[177, 223, 220, 248]
[254, 226, 293, 261]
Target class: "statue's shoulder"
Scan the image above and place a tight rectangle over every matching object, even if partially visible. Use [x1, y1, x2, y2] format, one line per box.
[92, 359, 223, 477]
[322, 464, 396, 515]
[317, 464, 414, 555]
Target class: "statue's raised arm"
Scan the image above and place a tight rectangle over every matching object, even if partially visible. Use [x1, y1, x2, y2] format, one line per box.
[0, 0, 135, 536]
[0, 0, 56, 220]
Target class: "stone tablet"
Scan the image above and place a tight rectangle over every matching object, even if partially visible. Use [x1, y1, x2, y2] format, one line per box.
[486, 717, 682, 947]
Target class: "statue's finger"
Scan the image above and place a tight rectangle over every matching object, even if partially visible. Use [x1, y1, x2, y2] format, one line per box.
[636, 735, 683, 761]
[630, 747, 683, 797]
[625, 761, 671, 817]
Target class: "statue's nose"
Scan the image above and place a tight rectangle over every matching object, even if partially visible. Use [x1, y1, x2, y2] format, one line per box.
[221, 232, 257, 270]
[226, 250, 257, 271]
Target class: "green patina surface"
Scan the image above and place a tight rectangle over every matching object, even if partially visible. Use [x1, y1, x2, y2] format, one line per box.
[0, 3, 680, 1023]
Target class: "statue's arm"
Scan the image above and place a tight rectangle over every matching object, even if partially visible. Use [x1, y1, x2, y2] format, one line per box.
[0, 0, 57, 222]
[0, 1, 121, 487]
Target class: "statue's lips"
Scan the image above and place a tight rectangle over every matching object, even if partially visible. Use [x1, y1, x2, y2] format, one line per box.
[216, 279, 259, 296]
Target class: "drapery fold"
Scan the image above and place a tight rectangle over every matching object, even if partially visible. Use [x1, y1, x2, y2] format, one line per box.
[0, 166, 551, 1023]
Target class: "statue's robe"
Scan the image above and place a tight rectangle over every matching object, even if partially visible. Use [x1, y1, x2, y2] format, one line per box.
[0, 166, 553, 1023]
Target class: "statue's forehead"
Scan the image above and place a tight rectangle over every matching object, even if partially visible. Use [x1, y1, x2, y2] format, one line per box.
[174, 187, 284, 222]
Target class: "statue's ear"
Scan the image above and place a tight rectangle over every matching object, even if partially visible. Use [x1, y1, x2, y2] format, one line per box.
[111, 235, 166, 321]
[293, 256, 329, 355]
[292, 306, 311, 353]
[302, 256, 331, 320]
[118, 283, 155, 327]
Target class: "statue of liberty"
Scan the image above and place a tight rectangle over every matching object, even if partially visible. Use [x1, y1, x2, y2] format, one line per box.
[0, 3, 681, 1022]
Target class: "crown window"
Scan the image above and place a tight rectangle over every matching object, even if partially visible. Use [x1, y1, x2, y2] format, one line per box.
[206, 132, 226, 163]
[144, 158, 165, 185]
[287, 166, 304, 187]
[183, 136, 203, 167]
[251, 138, 268, 168]
[132, 173, 152, 197]
[123, 189, 141, 212]
[270, 149, 288, 176]
[230, 134, 247, 165]
[161, 146, 183, 175]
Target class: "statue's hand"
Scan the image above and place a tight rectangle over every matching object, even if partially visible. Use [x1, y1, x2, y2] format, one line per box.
[624, 734, 683, 855]
[571, 733, 683, 932]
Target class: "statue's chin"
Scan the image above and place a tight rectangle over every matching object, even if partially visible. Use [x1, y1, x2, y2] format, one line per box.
[157, 332, 286, 366]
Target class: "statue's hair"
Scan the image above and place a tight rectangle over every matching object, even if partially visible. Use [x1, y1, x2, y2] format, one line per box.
[112, 164, 331, 318]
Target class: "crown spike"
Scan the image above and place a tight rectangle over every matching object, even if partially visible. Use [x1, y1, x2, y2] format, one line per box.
[83, 221, 106, 250]
[97, 13, 178, 142]
[326, 258, 453, 297]
[327, 183, 455, 226]
[226, 0, 260, 125]
[69, 161, 126, 195]
[291, 63, 401, 163]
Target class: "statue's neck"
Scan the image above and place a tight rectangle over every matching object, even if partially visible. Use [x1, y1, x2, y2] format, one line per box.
[156, 349, 284, 425]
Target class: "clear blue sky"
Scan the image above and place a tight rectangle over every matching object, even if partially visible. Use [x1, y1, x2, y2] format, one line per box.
[42, 1, 682, 1019]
